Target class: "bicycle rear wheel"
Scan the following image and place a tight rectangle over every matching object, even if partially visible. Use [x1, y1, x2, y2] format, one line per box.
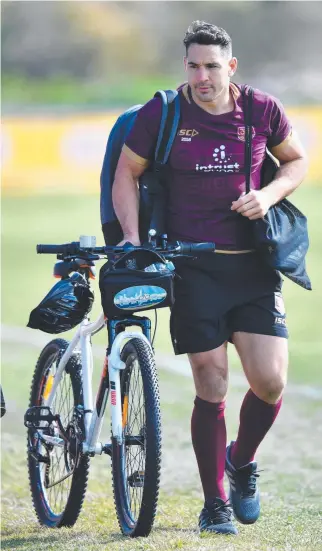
[112, 337, 162, 537]
[1, 384, 6, 418]
[27, 338, 89, 527]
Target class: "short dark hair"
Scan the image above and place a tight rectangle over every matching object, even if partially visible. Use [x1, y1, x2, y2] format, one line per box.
[183, 21, 232, 57]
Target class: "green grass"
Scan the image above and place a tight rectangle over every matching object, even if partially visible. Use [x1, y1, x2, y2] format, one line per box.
[2, 185, 322, 384]
[2, 74, 179, 108]
[1, 342, 322, 551]
[2, 497, 322, 551]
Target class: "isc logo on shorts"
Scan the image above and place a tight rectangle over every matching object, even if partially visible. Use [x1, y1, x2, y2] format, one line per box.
[275, 316, 286, 325]
[274, 292, 286, 326]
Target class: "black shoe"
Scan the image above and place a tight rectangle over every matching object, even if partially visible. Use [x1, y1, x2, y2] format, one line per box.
[198, 498, 238, 535]
[225, 441, 260, 524]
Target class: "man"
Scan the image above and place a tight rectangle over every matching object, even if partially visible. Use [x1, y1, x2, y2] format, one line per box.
[111, 21, 308, 535]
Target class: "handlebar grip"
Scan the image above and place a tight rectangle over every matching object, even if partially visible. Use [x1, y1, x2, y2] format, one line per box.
[179, 242, 215, 254]
[37, 242, 80, 254]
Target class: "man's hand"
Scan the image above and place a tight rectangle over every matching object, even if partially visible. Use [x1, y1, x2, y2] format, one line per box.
[231, 190, 272, 220]
[117, 234, 141, 247]
[231, 131, 308, 221]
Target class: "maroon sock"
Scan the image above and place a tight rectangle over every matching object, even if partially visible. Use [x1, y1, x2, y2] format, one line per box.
[231, 389, 283, 469]
[191, 396, 227, 502]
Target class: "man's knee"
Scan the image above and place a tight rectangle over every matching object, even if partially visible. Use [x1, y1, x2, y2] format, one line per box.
[234, 334, 288, 404]
[188, 349, 228, 402]
[253, 373, 286, 404]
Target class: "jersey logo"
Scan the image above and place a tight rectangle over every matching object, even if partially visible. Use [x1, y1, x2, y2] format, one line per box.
[196, 144, 240, 173]
[178, 129, 199, 142]
[237, 126, 256, 141]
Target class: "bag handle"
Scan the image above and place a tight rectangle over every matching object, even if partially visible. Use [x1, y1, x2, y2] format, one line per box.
[241, 85, 254, 194]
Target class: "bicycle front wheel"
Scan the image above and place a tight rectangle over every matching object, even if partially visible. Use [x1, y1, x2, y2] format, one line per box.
[27, 338, 89, 527]
[112, 337, 162, 537]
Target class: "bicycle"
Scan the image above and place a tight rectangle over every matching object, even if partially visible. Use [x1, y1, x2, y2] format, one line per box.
[24, 236, 215, 537]
[1, 385, 6, 418]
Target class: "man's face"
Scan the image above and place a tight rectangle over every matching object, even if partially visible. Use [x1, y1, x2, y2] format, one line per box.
[184, 43, 237, 103]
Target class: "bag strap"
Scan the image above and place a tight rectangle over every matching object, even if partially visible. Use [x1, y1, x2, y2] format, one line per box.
[153, 89, 180, 170]
[147, 89, 180, 238]
[241, 85, 254, 194]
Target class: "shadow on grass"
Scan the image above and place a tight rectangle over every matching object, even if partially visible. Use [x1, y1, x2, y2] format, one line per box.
[1, 525, 199, 550]
[1, 529, 133, 549]
[1, 534, 60, 550]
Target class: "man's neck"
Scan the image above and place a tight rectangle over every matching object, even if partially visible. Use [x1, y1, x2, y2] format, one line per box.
[190, 85, 234, 115]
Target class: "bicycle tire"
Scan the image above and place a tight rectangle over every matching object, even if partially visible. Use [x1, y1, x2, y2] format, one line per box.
[1, 384, 6, 418]
[27, 338, 89, 527]
[112, 337, 162, 537]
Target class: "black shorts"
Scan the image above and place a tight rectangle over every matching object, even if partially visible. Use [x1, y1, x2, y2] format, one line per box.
[170, 252, 288, 355]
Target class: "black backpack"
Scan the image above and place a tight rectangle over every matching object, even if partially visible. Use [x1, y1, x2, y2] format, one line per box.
[100, 90, 180, 245]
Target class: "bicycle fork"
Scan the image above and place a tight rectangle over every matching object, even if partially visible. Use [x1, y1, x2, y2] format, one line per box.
[82, 331, 153, 455]
[108, 332, 153, 445]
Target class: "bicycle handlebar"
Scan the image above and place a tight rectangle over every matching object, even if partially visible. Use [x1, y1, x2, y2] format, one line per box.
[36, 240, 215, 258]
[178, 242, 215, 254]
[37, 243, 80, 255]
[37, 242, 117, 256]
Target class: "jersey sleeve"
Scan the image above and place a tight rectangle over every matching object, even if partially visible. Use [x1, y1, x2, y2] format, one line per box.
[267, 96, 292, 149]
[123, 96, 162, 164]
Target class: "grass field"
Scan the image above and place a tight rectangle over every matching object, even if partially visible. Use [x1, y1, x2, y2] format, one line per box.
[1, 343, 322, 551]
[1, 342, 322, 551]
[1, 188, 322, 550]
[2, 186, 322, 381]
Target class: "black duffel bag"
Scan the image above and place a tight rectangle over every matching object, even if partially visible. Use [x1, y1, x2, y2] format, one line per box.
[242, 86, 311, 290]
[99, 249, 175, 318]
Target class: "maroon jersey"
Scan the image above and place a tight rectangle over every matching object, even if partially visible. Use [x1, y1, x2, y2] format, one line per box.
[124, 83, 291, 249]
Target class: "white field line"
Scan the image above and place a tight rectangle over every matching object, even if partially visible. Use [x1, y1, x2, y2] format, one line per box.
[1, 324, 322, 400]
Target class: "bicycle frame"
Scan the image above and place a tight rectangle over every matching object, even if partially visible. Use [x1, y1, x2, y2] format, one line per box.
[42, 311, 153, 455]
[32, 239, 214, 460]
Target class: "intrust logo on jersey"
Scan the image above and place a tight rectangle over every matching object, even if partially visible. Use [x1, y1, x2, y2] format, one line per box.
[195, 145, 241, 173]
[178, 129, 199, 142]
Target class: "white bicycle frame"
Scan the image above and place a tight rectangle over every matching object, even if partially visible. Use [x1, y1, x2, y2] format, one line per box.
[41, 311, 153, 455]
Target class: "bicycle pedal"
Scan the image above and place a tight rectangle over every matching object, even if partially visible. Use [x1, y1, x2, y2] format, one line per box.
[128, 470, 145, 488]
[24, 406, 58, 429]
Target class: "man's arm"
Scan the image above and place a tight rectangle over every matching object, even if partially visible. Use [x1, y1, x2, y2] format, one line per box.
[261, 131, 308, 205]
[112, 150, 148, 244]
[231, 132, 309, 220]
